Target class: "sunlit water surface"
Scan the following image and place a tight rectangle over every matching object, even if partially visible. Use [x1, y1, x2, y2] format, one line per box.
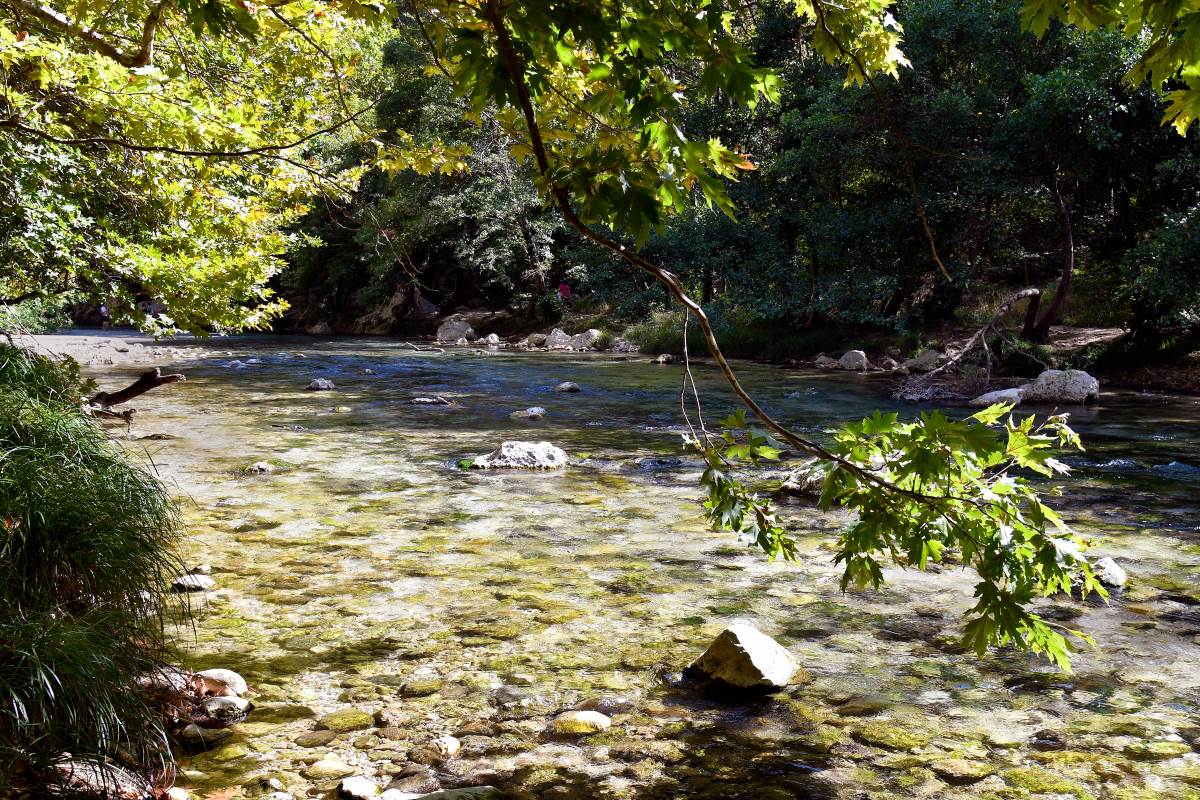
[100, 337, 1200, 799]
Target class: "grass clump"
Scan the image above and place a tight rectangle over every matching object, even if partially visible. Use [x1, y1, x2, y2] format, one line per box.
[0, 344, 185, 790]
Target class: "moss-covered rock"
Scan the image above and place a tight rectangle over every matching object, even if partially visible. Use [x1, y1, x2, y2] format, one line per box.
[853, 720, 935, 751]
[317, 708, 374, 732]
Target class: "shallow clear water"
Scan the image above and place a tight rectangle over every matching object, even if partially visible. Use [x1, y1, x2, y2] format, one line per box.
[101, 338, 1200, 799]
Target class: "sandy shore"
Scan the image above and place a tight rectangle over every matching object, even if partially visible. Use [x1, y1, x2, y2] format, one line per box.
[10, 329, 208, 368]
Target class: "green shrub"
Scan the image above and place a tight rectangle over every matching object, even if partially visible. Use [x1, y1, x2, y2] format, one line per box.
[0, 347, 184, 788]
[0, 297, 74, 334]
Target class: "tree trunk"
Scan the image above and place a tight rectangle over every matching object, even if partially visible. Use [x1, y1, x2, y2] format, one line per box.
[1023, 173, 1074, 342]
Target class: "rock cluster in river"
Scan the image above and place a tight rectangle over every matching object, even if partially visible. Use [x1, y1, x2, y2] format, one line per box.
[970, 369, 1100, 407]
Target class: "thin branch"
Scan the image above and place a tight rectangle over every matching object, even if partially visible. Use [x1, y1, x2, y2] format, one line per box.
[1, 98, 379, 158]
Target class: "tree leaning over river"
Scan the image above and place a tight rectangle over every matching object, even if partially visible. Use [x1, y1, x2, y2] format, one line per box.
[2, 0, 1199, 667]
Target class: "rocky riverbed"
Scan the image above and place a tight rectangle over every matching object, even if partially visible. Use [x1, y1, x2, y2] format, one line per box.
[81, 334, 1200, 800]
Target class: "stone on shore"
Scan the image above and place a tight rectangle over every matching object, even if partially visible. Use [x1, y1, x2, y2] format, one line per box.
[837, 350, 871, 371]
[686, 624, 798, 691]
[470, 441, 567, 470]
[307, 378, 336, 391]
[1020, 369, 1100, 404]
[569, 329, 602, 350]
[437, 319, 475, 343]
[526, 333, 548, 347]
[969, 387, 1025, 407]
[544, 328, 573, 349]
[552, 710, 612, 735]
[903, 349, 944, 373]
[609, 337, 639, 353]
[483, 333, 501, 346]
[814, 355, 839, 369]
[51, 759, 152, 799]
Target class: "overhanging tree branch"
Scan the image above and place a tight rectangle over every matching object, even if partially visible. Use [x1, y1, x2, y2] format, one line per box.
[0, 98, 379, 158]
[7, 0, 173, 68]
[479, 0, 974, 513]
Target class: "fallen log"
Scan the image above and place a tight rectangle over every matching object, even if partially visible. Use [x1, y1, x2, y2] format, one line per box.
[89, 368, 185, 408]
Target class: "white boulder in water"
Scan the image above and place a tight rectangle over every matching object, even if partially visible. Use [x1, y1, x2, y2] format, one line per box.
[1020, 369, 1100, 404]
[173, 574, 215, 592]
[837, 350, 871, 371]
[510, 407, 547, 420]
[307, 378, 336, 391]
[555, 381, 581, 393]
[970, 387, 1025, 407]
[471, 441, 567, 470]
[686, 624, 798, 691]
[1092, 557, 1127, 589]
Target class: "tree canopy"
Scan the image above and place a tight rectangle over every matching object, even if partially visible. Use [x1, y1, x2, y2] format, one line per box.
[2, 0, 1198, 329]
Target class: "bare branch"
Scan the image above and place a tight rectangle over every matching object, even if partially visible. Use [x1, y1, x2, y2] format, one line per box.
[89, 368, 184, 408]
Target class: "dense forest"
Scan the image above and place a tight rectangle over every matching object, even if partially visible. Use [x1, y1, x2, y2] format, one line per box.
[285, 0, 1200, 359]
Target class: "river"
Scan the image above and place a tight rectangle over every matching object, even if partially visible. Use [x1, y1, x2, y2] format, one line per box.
[101, 337, 1200, 799]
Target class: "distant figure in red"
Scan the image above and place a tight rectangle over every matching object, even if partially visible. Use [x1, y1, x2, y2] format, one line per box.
[558, 282, 572, 307]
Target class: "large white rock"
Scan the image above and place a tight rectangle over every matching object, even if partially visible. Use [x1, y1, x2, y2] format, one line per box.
[471, 441, 568, 470]
[526, 333, 548, 347]
[437, 319, 475, 343]
[1092, 557, 1127, 589]
[555, 381, 581, 393]
[687, 624, 798, 690]
[837, 350, 871, 371]
[196, 668, 247, 697]
[903, 350, 944, 373]
[307, 378, 336, 391]
[544, 328, 573, 349]
[1020, 369, 1100, 405]
[172, 574, 215, 592]
[569, 329, 602, 350]
[969, 387, 1025, 407]
[338, 777, 381, 800]
[483, 333, 501, 346]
